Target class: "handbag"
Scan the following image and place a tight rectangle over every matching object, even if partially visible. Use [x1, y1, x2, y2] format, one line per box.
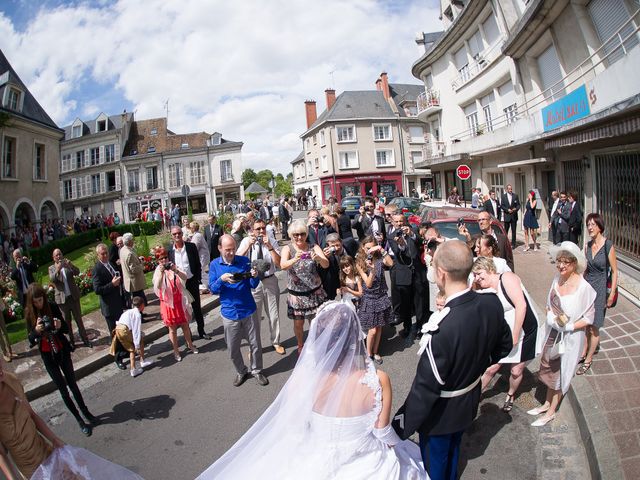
[548, 331, 565, 360]
[604, 240, 618, 308]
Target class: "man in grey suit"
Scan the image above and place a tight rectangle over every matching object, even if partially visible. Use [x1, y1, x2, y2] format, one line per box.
[49, 248, 91, 347]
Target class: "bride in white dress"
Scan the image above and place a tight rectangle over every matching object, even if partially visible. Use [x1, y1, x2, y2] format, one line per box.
[197, 302, 427, 479]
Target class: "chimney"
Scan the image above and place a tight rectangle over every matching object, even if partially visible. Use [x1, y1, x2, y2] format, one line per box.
[380, 72, 390, 100]
[375, 78, 382, 91]
[325, 89, 336, 110]
[304, 100, 317, 129]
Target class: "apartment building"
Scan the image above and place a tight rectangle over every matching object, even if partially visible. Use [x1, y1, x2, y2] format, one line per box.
[299, 73, 430, 203]
[291, 149, 321, 199]
[0, 49, 63, 232]
[413, 0, 640, 275]
[121, 118, 243, 221]
[59, 112, 133, 219]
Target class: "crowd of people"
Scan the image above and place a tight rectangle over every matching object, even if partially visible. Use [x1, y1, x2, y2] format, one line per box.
[0, 185, 620, 479]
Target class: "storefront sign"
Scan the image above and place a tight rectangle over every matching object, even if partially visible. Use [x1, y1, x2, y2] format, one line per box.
[542, 84, 590, 132]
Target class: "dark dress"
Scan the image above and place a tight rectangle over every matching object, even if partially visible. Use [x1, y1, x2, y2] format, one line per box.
[357, 260, 392, 330]
[584, 239, 608, 328]
[498, 275, 538, 363]
[523, 200, 539, 229]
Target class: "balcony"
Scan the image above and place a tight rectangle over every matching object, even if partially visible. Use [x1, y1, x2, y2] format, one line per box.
[414, 141, 446, 169]
[416, 90, 441, 120]
[451, 38, 504, 91]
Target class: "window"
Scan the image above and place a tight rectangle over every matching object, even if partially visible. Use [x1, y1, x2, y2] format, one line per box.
[128, 170, 140, 192]
[181, 143, 189, 149]
[482, 14, 501, 46]
[409, 126, 425, 143]
[320, 130, 326, 146]
[90, 147, 100, 166]
[464, 103, 479, 135]
[489, 172, 504, 197]
[468, 30, 483, 61]
[150, 127, 158, 136]
[105, 144, 115, 162]
[454, 46, 469, 83]
[146, 166, 158, 190]
[314, 158, 319, 169]
[306, 139, 310, 151]
[147, 145, 156, 153]
[91, 174, 101, 194]
[34, 143, 45, 180]
[72, 125, 82, 138]
[321, 155, 328, 172]
[410, 151, 423, 167]
[307, 161, 313, 176]
[190, 160, 206, 185]
[589, 0, 639, 65]
[220, 159, 233, 182]
[313, 134, 317, 144]
[106, 171, 117, 191]
[63, 179, 73, 200]
[168, 163, 183, 188]
[96, 119, 107, 132]
[61, 154, 71, 173]
[339, 151, 358, 169]
[480, 92, 495, 132]
[537, 44, 565, 100]
[2, 136, 16, 178]
[6, 87, 21, 110]
[498, 82, 518, 125]
[373, 124, 392, 141]
[336, 125, 356, 142]
[375, 149, 395, 167]
[75, 150, 85, 169]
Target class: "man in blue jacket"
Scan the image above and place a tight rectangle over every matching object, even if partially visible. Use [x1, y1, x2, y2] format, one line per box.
[209, 234, 269, 387]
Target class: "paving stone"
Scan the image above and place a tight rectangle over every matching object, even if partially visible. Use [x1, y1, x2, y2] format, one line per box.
[620, 322, 640, 334]
[611, 357, 637, 374]
[592, 358, 614, 374]
[618, 373, 640, 390]
[625, 345, 640, 357]
[606, 325, 627, 338]
[621, 456, 640, 480]
[617, 335, 638, 347]
[590, 374, 623, 392]
[600, 390, 629, 411]
[630, 356, 640, 370]
[605, 347, 629, 359]
[614, 432, 640, 459]
[624, 389, 640, 409]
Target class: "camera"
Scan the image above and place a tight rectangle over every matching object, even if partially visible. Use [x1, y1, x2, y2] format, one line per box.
[232, 271, 253, 281]
[366, 254, 373, 261]
[164, 261, 174, 270]
[315, 215, 323, 224]
[329, 246, 336, 254]
[457, 217, 465, 228]
[300, 252, 311, 260]
[41, 315, 54, 332]
[394, 229, 404, 239]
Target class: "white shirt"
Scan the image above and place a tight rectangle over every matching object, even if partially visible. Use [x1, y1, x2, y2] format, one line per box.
[173, 245, 193, 279]
[507, 192, 513, 206]
[238, 236, 280, 276]
[490, 199, 498, 217]
[550, 198, 560, 217]
[445, 288, 471, 306]
[116, 308, 143, 348]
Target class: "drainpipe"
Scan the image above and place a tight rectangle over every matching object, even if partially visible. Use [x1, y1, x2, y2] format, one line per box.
[328, 128, 337, 199]
[206, 145, 216, 213]
[396, 119, 407, 195]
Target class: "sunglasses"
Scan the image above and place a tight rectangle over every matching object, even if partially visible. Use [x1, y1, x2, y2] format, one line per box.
[292, 233, 306, 237]
[172, 232, 183, 236]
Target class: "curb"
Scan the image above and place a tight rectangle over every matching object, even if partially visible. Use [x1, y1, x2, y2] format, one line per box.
[24, 296, 221, 402]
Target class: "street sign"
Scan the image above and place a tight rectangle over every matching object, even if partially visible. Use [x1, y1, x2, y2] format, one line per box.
[181, 184, 190, 197]
[456, 164, 471, 180]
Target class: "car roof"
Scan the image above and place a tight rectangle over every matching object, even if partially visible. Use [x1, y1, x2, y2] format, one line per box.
[342, 196, 363, 201]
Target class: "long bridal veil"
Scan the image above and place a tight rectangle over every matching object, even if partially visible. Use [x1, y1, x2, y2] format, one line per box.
[197, 301, 373, 479]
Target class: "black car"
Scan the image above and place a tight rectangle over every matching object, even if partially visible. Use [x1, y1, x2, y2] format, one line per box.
[341, 196, 364, 218]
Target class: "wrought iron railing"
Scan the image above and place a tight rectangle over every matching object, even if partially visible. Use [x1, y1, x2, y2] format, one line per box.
[417, 89, 441, 115]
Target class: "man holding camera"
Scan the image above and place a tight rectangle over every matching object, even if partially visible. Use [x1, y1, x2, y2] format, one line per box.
[387, 214, 428, 345]
[119, 233, 148, 309]
[307, 209, 329, 248]
[319, 233, 350, 301]
[237, 219, 284, 355]
[354, 197, 386, 245]
[209, 235, 268, 386]
[48, 248, 91, 347]
[10, 249, 38, 306]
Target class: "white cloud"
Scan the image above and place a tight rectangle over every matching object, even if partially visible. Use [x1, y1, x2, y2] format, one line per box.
[0, 0, 441, 173]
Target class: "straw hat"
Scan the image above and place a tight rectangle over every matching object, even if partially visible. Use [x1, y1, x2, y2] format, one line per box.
[549, 241, 587, 274]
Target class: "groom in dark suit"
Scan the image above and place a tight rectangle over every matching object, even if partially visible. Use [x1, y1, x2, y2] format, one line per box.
[392, 240, 511, 480]
[204, 214, 223, 260]
[501, 184, 520, 248]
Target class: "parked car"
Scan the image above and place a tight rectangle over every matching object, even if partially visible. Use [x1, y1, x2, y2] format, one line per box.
[387, 196, 422, 217]
[341, 196, 364, 219]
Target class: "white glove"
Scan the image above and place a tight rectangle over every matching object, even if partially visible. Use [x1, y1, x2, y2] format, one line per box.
[372, 423, 401, 446]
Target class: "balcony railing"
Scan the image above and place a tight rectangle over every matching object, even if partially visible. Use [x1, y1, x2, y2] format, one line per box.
[451, 37, 505, 90]
[417, 89, 441, 118]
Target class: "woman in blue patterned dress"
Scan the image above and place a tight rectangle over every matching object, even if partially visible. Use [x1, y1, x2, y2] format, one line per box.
[356, 236, 394, 364]
[523, 190, 540, 251]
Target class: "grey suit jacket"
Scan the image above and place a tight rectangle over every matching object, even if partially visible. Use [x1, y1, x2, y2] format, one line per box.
[48, 261, 81, 304]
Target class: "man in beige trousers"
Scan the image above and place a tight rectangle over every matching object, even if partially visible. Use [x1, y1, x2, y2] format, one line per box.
[119, 233, 148, 310]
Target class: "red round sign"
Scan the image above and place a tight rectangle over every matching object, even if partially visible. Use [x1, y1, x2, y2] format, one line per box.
[456, 164, 471, 180]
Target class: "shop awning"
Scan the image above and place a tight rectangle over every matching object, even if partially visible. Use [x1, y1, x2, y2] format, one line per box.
[544, 114, 640, 149]
[497, 157, 549, 168]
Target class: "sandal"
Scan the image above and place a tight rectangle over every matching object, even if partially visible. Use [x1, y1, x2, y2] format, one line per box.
[577, 362, 592, 375]
[578, 356, 586, 364]
[502, 394, 514, 412]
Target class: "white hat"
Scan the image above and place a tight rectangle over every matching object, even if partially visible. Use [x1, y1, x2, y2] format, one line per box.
[549, 241, 587, 274]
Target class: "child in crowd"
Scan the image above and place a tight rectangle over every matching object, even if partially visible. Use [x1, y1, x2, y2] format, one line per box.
[435, 291, 446, 312]
[109, 297, 154, 377]
[338, 256, 363, 308]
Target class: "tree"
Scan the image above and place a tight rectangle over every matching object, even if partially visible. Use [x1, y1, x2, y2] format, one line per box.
[274, 174, 293, 197]
[256, 169, 274, 190]
[242, 168, 257, 189]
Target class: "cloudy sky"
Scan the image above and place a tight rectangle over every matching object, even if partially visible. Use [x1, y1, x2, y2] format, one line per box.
[1, 0, 441, 173]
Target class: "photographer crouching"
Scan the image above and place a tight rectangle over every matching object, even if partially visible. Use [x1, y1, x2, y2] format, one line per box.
[209, 235, 269, 387]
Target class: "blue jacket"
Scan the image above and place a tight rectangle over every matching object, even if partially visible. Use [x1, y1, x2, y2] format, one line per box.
[209, 255, 260, 320]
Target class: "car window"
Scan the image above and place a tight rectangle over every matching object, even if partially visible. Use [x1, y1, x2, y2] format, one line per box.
[435, 221, 481, 241]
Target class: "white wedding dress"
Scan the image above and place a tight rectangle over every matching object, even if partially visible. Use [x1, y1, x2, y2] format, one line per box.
[197, 302, 427, 480]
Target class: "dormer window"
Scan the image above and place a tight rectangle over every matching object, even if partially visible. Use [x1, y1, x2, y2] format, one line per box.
[150, 128, 158, 136]
[147, 145, 156, 153]
[72, 125, 82, 138]
[181, 143, 189, 149]
[96, 119, 107, 132]
[7, 87, 21, 110]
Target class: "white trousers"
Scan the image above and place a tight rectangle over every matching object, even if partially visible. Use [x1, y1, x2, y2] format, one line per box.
[252, 275, 281, 346]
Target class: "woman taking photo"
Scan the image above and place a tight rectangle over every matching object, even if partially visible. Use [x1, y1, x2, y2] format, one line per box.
[153, 246, 199, 362]
[280, 220, 329, 354]
[24, 284, 99, 436]
[356, 236, 394, 365]
[529, 242, 596, 427]
[522, 190, 539, 251]
[578, 213, 618, 375]
[471, 257, 538, 412]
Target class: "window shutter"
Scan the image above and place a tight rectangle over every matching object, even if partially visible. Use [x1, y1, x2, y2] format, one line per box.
[115, 143, 120, 161]
[60, 181, 65, 200]
[100, 172, 106, 193]
[85, 149, 90, 167]
[115, 169, 121, 191]
[537, 44, 564, 99]
[454, 46, 468, 68]
[498, 82, 516, 107]
[99, 145, 105, 163]
[482, 14, 501, 46]
[468, 30, 483, 59]
[85, 175, 91, 197]
[588, 0, 638, 64]
[463, 102, 477, 116]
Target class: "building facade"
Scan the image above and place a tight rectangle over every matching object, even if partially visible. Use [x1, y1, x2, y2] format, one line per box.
[298, 73, 430, 203]
[0, 49, 63, 233]
[413, 0, 640, 283]
[59, 112, 133, 220]
[291, 150, 321, 200]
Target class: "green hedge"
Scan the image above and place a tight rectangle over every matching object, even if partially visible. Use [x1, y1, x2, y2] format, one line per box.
[28, 221, 163, 264]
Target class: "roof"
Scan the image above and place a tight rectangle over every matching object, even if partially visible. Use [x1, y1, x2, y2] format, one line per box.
[290, 150, 304, 164]
[245, 181, 269, 194]
[0, 49, 60, 130]
[61, 112, 134, 140]
[389, 83, 425, 115]
[123, 118, 210, 156]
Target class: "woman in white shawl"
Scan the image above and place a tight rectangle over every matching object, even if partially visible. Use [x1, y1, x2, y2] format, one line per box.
[528, 241, 596, 427]
[152, 246, 198, 362]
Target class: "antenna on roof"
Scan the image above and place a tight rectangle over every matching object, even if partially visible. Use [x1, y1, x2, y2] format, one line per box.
[329, 70, 335, 89]
[164, 98, 170, 127]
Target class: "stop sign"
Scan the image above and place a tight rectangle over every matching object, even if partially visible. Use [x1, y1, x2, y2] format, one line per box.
[456, 164, 471, 180]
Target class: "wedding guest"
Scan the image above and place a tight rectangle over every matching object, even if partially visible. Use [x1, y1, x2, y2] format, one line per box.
[48, 249, 91, 347]
[108, 232, 122, 270]
[578, 213, 618, 375]
[356, 236, 394, 364]
[566, 191, 583, 245]
[209, 235, 268, 386]
[460, 211, 514, 271]
[0, 299, 16, 362]
[230, 219, 245, 246]
[110, 297, 154, 377]
[548, 191, 560, 244]
[189, 222, 211, 292]
[353, 197, 386, 244]
[204, 215, 222, 261]
[10, 249, 37, 306]
[477, 235, 511, 273]
[528, 242, 596, 426]
[153, 246, 199, 362]
[472, 257, 538, 412]
[338, 255, 363, 308]
[319, 234, 349, 301]
[307, 209, 329, 248]
[119, 233, 148, 307]
[523, 190, 539, 251]
[501, 184, 520, 249]
[280, 220, 329, 354]
[334, 206, 358, 257]
[25, 284, 99, 436]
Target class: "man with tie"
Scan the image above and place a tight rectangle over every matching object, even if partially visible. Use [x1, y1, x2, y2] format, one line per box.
[548, 191, 560, 244]
[482, 190, 501, 220]
[10, 249, 38, 306]
[552, 191, 571, 243]
[204, 214, 223, 261]
[353, 197, 386, 245]
[566, 190, 583, 245]
[49, 248, 91, 347]
[92, 243, 126, 369]
[500, 184, 520, 248]
[307, 209, 329, 248]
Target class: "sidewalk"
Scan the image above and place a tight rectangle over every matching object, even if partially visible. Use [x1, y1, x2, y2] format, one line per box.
[513, 231, 638, 479]
[3, 288, 219, 401]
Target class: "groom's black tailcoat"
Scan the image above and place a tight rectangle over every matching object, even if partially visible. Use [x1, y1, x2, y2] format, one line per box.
[393, 290, 512, 438]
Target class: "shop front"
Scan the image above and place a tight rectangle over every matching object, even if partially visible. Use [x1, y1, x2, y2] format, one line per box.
[320, 172, 402, 202]
[126, 194, 166, 222]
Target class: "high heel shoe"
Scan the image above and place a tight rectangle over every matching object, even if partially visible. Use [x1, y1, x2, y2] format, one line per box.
[531, 414, 555, 427]
[527, 405, 550, 416]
